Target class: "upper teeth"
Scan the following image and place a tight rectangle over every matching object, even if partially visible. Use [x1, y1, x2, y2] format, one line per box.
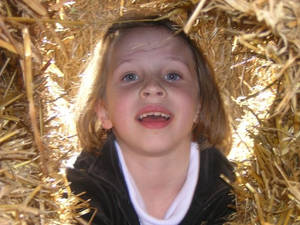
[138, 112, 170, 120]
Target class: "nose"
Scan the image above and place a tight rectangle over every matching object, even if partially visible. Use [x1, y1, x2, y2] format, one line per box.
[140, 79, 166, 98]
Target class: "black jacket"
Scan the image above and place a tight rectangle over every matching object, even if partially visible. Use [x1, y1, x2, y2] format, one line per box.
[67, 135, 235, 225]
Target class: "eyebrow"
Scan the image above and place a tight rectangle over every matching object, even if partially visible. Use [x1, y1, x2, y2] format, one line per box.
[115, 56, 191, 67]
[165, 56, 196, 71]
[113, 59, 134, 69]
[112, 56, 196, 78]
[167, 56, 190, 64]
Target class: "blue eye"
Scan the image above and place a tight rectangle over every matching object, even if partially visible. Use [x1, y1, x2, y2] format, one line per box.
[122, 73, 138, 82]
[165, 73, 181, 81]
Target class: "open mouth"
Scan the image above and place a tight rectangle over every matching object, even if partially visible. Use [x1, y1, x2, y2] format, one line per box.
[136, 107, 172, 129]
[137, 112, 171, 122]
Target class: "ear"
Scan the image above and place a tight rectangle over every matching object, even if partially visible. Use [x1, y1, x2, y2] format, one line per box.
[193, 104, 201, 123]
[95, 101, 113, 130]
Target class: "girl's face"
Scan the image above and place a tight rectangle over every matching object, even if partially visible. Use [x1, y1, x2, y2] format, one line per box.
[96, 26, 200, 156]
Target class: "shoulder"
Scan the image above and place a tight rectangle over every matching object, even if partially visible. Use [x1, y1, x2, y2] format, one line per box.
[66, 141, 122, 204]
[190, 147, 235, 224]
[66, 138, 139, 225]
[66, 151, 115, 207]
[199, 147, 235, 182]
[67, 150, 101, 195]
[67, 163, 116, 224]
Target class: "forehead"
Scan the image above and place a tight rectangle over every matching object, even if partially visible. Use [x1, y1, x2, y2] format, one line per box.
[108, 26, 195, 65]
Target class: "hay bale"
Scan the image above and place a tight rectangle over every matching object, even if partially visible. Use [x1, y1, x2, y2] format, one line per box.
[0, 0, 299, 224]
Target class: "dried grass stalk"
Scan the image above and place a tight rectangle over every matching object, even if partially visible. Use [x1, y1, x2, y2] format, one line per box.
[22, 27, 48, 176]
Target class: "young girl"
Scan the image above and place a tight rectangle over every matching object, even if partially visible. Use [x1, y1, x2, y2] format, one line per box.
[67, 15, 235, 225]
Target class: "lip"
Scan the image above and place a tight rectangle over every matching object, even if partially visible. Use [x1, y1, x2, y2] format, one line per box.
[135, 105, 173, 129]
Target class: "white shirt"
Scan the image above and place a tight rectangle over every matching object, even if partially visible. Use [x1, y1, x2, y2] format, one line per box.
[115, 142, 200, 225]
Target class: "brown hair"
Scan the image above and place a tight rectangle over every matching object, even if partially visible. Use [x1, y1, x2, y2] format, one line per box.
[76, 15, 232, 154]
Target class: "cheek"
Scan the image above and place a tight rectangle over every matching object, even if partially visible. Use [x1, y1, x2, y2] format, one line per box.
[179, 84, 199, 103]
[106, 89, 136, 118]
[178, 88, 200, 118]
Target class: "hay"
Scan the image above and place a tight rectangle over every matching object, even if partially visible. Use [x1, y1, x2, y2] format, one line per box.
[0, 0, 299, 224]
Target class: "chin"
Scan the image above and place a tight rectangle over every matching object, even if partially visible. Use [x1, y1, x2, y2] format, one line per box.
[137, 138, 182, 157]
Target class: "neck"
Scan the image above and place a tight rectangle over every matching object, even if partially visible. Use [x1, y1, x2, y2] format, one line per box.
[117, 140, 191, 218]
[119, 140, 191, 185]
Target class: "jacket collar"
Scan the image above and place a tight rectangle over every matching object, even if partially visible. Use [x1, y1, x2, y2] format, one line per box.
[74, 133, 234, 205]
